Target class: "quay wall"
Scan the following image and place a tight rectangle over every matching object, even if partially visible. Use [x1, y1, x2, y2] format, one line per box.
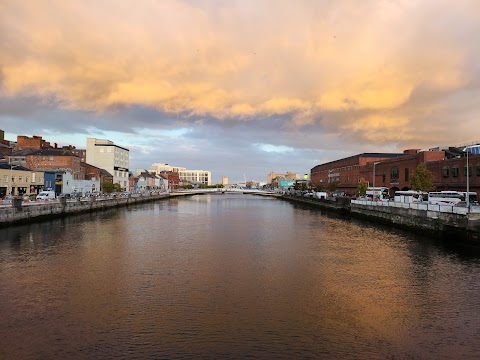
[281, 195, 480, 242]
[0, 194, 171, 227]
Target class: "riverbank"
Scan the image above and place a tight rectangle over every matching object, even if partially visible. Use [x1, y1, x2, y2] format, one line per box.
[281, 195, 480, 243]
[0, 193, 177, 227]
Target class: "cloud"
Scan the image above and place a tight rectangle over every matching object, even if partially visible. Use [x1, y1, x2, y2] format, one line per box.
[1, 0, 480, 181]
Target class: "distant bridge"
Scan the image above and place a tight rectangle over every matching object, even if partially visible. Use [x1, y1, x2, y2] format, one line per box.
[169, 188, 281, 197]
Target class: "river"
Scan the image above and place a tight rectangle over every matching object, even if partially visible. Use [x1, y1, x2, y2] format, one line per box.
[1, 194, 480, 359]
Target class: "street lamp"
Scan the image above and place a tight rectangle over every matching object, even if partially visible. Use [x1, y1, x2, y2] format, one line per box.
[466, 146, 470, 209]
[373, 162, 381, 188]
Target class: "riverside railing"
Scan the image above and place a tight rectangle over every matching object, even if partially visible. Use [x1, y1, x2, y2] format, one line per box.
[351, 199, 480, 215]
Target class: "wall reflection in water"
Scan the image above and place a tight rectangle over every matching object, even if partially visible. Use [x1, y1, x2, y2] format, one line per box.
[1, 194, 480, 359]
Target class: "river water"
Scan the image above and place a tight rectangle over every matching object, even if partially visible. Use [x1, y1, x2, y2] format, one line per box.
[1, 194, 480, 359]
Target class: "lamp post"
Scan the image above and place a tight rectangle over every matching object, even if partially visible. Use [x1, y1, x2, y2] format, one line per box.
[466, 146, 470, 210]
[373, 162, 381, 188]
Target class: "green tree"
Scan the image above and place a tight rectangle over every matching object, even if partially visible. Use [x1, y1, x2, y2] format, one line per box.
[311, 181, 325, 192]
[102, 181, 114, 193]
[357, 177, 368, 196]
[410, 164, 434, 192]
[327, 180, 339, 192]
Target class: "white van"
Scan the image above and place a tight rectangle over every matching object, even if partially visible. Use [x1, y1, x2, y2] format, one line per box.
[36, 191, 56, 200]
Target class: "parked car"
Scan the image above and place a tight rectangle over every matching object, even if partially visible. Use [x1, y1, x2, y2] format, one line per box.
[36, 191, 56, 200]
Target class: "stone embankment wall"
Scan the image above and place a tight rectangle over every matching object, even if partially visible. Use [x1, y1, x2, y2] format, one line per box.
[0, 194, 170, 227]
[281, 195, 480, 242]
[350, 203, 480, 242]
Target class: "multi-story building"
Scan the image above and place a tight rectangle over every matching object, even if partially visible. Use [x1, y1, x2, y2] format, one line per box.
[178, 169, 211, 186]
[0, 163, 45, 197]
[310, 146, 480, 197]
[150, 163, 211, 186]
[150, 163, 186, 174]
[86, 138, 130, 191]
[159, 171, 179, 190]
[267, 171, 300, 184]
[310, 152, 407, 195]
[8, 149, 83, 182]
[222, 176, 228, 186]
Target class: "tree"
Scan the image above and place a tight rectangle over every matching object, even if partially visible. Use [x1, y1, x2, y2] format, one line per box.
[102, 181, 122, 193]
[357, 177, 368, 196]
[102, 181, 114, 193]
[410, 164, 434, 192]
[311, 180, 325, 192]
[327, 180, 339, 192]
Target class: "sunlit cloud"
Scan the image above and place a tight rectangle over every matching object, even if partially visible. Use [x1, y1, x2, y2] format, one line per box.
[1, 0, 480, 181]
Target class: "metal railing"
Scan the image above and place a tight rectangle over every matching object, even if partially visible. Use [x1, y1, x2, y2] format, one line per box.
[351, 199, 480, 215]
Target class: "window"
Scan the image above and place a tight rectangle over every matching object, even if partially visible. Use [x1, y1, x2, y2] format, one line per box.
[442, 166, 450, 178]
[2, 175, 7, 182]
[382, 173, 386, 183]
[465, 164, 473, 177]
[477, 164, 480, 176]
[26, 176, 29, 182]
[49, 156, 54, 161]
[452, 166, 459, 177]
[390, 167, 399, 183]
[18, 176, 23, 182]
[405, 168, 409, 182]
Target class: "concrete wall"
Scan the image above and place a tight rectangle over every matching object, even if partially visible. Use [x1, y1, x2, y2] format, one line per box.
[0, 194, 169, 227]
[350, 203, 480, 242]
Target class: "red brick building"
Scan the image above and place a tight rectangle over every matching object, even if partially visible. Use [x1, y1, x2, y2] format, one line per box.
[311, 148, 480, 197]
[159, 171, 179, 190]
[82, 162, 113, 185]
[311, 152, 406, 195]
[16, 135, 53, 151]
[23, 149, 82, 178]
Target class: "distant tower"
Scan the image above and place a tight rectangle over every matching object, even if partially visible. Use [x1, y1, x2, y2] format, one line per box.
[222, 176, 229, 186]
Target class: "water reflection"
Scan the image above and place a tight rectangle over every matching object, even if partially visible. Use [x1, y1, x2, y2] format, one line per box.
[1, 194, 480, 359]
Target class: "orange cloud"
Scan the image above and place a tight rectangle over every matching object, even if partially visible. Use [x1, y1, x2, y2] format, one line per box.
[1, 0, 479, 147]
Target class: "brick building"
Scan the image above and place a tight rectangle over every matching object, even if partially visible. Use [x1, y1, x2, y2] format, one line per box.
[82, 162, 113, 184]
[159, 171, 179, 190]
[21, 149, 82, 178]
[311, 152, 405, 195]
[311, 148, 480, 197]
[358, 150, 446, 193]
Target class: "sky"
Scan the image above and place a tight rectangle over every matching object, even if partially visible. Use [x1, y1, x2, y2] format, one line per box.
[1, 0, 480, 183]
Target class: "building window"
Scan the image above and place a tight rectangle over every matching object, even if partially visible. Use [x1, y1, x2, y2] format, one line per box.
[477, 164, 480, 176]
[382, 173, 386, 183]
[452, 166, 459, 177]
[18, 176, 23, 182]
[3, 175, 7, 182]
[49, 156, 54, 161]
[442, 166, 450, 178]
[465, 164, 473, 177]
[405, 168, 409, 182]
[26, 176, 29, 182]
[390, 167, 399, 183]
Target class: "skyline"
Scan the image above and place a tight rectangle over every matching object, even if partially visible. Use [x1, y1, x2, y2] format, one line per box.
[1, 1, 480, 183]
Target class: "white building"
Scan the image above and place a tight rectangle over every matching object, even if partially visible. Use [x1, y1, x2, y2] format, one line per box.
[86, 138, 130, 191]
[150, 163, 186, 174]
[222, 176, 228, 186]
[178, 169, 211, 186]
[150, 162, 211, 186]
